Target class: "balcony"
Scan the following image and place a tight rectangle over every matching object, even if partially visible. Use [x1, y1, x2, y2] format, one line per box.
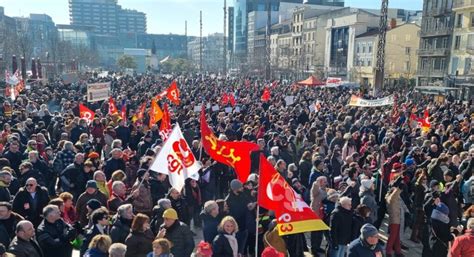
[467, 47, 474, 55]
[430, 7, 451, 17]
[417, 48, 449, 56]
[419, 27, 452, 37]
[417, 69, 446, 77]
[453, 0, 474, 9]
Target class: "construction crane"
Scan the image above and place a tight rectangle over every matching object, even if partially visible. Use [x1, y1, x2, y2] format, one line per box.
[374, 0, 389, 96]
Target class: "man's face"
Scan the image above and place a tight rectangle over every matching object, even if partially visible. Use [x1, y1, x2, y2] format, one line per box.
[9, 143, 19, 152]
[25, 180, 37, 193]
[0, 174, 12, 186]
[123, 208, 134, 220]
[28, 152, 37, 162]
[86, 187, 97, 194]
[75, 155, 84, 164]
[366, 235, 379, 246]
[0, 206, 11, 219]
[163, 217, 175, 228]
[20, 223, 35, 240]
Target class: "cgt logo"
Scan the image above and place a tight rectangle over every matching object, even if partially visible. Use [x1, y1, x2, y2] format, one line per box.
[167, 139, 195, 175]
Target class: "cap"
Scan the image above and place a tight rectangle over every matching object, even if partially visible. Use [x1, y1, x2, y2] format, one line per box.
[196, 241, 213, 256]
[162, 208, 178, 220]
[361, 224, 379, 239]
[86, 180, 97, 189]
[230, 179, 243, 191]
[86, 199, 102, 211]
[429, 180, 440, 188]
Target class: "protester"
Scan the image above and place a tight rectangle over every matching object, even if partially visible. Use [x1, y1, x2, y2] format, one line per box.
[212, 216, 239, 257]
[108, 243, 127, 257]
[110, 204, 134, 244]
[12, 178, 49, 227]
[124, 213, 154, 257]
[347, 224, 383, 257]
[76, 180, 107, 226]
[8, 220, 44, 257]
[81, 208, 110, 256]
[0, 201, 23, 248]
[200, 200, 221, 243]
[156, 208, 195, 257]
[84, 234, 112, 257]
[329, 196, 353, 257]
[450, 218, 474, 256]
[147, 238, 172, 257]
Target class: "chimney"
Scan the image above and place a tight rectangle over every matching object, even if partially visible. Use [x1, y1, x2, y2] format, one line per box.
[390, 18, 397, 29]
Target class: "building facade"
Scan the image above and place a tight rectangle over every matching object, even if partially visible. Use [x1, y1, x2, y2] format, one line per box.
[188, 33, 225, 73]
[416, 0, 454, 87]
[0, 6, 18, 74]
[69, 0, 146, 35]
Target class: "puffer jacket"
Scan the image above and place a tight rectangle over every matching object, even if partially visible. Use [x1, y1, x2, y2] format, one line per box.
[160, 220, 195, 257]
[385, 187, 401, 225]
[8, 236, 44, 257]
[347, 237, 384, 257]
[110, 216, 132, 244]
[36, 219, 76, 257]
[450, 229, 474, 257]
[125, 230, 154, 257]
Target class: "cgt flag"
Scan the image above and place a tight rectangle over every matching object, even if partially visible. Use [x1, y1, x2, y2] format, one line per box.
[200, 107, 259, 182]
[166, 80, 180, 105]
[150, 124, 201, 192]
[160, 103, 172, 140]
[258, 154, 330, 235]
[108, 97, 119, 115]
[79, 104, 95, 124]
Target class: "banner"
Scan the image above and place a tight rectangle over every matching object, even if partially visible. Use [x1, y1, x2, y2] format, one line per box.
[200, 107, 259, 182]
[150, 124, 201, 192]
[326, 77, 342, 86]
[348, 95, 394, 107]
[258, 155, 330, 235]
[87, 82, 111, 102]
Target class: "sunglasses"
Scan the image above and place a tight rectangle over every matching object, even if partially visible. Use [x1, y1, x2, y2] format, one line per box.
[26, 184, 34, 187]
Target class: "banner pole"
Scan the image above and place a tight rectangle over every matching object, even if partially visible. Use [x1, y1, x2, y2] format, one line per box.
[255, 205, 259, 256]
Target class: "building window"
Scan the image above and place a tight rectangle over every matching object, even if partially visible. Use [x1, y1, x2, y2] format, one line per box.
[455, 36, 461, 50]
[405, 61, 410, 72]
[362, 45, 366, 53]
[405, 47, 411, 55]
[457, 14, 463, 28]
[368, 44, 372, 53]
[368, 60, 371, 66]
[471, 12, 474, 27]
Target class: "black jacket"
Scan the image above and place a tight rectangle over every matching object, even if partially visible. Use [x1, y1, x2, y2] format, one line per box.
[8, 236, 44, 257]
[329, 205, 354, 245]
[200, 211, 221, 243]
[110, 216, 132, 244]
[0, 212, 23, 248]
[124, 230, 154, 257]
[104, 158, 126, 180]
[36, 219, 76, 257]
[0, 184, 11, 202]
[225, 191, 251, 231]
[81, 224, 108, 256]
[12, 186, 49, 226]
[160, 220, 195, 257]
[212, 233, 235, 257]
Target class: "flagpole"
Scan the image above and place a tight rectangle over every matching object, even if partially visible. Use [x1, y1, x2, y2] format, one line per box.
[255, 204, 259, 256]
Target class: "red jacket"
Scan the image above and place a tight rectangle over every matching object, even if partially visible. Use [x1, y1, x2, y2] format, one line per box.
[450, 229, 474, 257]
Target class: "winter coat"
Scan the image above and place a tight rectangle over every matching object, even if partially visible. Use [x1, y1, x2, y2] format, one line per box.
[131, 180, 153, 215]
[110, 216, 132, 244]
[347, 237, 384, 257]
[441, 181, 462, 226]
[225, 191, 251, 231]
[385, 187, 402, 224]
[80, 225, 108, 256]
[125, 230, 154, 257]
[0, 181, 11, 202]
[8, 236, 44, 257]
[310, 183, 327, 218]
[12, 186, 49, 226]
[167, 195, 188, 224]
[0, 212, 23, 247]
[104, 158, 126, 180]
[200, 211, 221, 243]
[329, 205, 354, 246]
[75, 191, 108, 226]
[53, 149, 76, 174]
[263, 226, 287, 256]
[160, 220, 195, 257]
[84, 248, 108, 257]
[212, 233, 237, 257]
[431, 218, 454, 257]
[150, 206, 166, 235]
[351, 214, 370, 240]
[450, 229, 474, 257]
[298, 159, 312, 187]
[107, 193, 134, 214]
[36, 219, 76, 257]
[60, 162, 86, 197]
[359, 190, 378, 223]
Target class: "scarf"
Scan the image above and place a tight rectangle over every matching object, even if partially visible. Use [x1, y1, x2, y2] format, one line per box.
[431, 209, 450, 224]
[224, 233, 239, 257]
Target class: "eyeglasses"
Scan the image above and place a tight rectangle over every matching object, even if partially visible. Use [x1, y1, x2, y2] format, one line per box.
[26, 184, 34, 187]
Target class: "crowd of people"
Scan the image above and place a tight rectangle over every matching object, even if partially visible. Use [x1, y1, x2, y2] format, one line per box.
[0, 72, 472, 257]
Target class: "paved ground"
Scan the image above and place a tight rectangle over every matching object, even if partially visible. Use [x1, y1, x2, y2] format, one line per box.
[73, 215, 423, 257]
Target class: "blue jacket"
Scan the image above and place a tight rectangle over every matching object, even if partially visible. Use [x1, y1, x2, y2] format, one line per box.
[347, 237, 383, 257]
[84, 248, 108, 257]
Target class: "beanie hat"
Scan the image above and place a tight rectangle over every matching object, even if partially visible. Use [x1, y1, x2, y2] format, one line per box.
[86, 199, 102, 211]
[429, 180, 439, 188]
[405, 158, 415, 166]
[86, 180, 97, 189]
[230, 179, 243, 191]
[391, 162, 402, 172]
[261, 246, 285, 257]
[163, 208, 178, 220]
[196, 241, 213, 257]
[443, 169, 454, 178]
[361, 223, 378, 239]
[360, 179, 373, 191]
[435, 203, 449, 216]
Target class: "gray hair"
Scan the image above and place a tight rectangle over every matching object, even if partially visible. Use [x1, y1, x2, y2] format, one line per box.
[109, 243, 127, 257]
[203, 200, 218, 214]
[468, 218, 474, 230]
[63, 141, 74, 151]
[112, 181, 125, 193]
[339, 196, 352, 206]
[288, 163, 298, 172]
[93, 171, 106, 180]
[111, 140, 122, 149]
[157, 198, 171, 208]
[117, 204, 133, 218]
[43, 204, 59, 218]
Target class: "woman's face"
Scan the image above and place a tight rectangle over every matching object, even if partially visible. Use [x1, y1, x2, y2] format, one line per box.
[153, 244, 163, 255]
[223, 221, 235, 234]
[142, 220, 150, 231]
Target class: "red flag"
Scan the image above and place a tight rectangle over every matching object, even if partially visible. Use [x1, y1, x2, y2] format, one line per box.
[160, 103, 172, 140]
[79, 104, 95, 124]
[15, 80, 25, 93]
[261, 87, 271, 102]
[421, 108, 431, 131]
[258, 155, 329, 235]
[200, 107, 259, 182]
[149, 99, 163, 128]
[108, 97, 118, 115]
[166, 80, 180, 105]
[221, 93, 229, 106]
[228, 94, 236, 107]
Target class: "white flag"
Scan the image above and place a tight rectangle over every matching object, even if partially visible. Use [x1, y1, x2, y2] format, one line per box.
[150, 124, 201, 191]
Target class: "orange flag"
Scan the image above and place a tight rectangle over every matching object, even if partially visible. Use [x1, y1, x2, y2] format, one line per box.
[79, 104, 95, 124]
[160, 103, 172, 140]
[200, 107, 259, 182]
[166, 80, 180, 105]
[258, 154, 330, 235]
[149, 99, 163, 128]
